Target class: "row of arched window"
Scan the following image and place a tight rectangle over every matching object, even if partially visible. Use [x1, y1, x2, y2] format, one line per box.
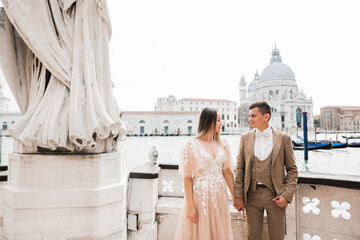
[269, 90, 280, 95]
[268, 90, 294, 98]
[139, 120, 193, 124]
[269, 108, 303, 127]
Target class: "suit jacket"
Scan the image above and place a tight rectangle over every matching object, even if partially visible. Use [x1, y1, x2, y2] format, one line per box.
[234, 128, 298, 203]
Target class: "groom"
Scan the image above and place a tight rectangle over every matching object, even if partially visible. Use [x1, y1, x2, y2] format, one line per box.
[233, 101, 298, 240]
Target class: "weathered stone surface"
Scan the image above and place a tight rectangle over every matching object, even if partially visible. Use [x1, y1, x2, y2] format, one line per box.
[0, 1, 126, 153]
[3, 151, 128, 240]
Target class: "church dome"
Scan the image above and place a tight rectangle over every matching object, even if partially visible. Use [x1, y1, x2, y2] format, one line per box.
[248, 80, 257, 92]
[259, 47, 295, 81]
[248, 70, 260, 92]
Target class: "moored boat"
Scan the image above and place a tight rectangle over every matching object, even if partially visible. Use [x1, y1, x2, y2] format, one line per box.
[318, 140, 348, 149]
[331, 141, 348, 149]
[342, 135, 360, 139]
[292, 141, 332, 150]
[348, 142, 360, 148]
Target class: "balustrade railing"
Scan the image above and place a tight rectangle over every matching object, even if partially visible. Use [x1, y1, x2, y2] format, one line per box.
[128, 162, 360, 240]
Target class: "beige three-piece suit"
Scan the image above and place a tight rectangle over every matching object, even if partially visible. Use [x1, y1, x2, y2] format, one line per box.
[234, 128, 298, 240]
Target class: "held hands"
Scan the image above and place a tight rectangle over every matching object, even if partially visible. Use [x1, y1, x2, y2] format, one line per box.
[187, 204, 198, 224]
[233, 197, 246, 216]
[273, 195, 288, 208]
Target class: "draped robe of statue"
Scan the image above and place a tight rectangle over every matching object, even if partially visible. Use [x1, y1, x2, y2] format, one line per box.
[0, 0, 126, 152]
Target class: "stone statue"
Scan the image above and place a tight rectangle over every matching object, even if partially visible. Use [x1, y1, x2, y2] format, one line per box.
[0, 0, 126, 152]
[148, 146, 159, 164]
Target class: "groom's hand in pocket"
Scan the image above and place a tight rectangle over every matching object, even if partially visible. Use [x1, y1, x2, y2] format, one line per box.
[273, 195, 288, 208]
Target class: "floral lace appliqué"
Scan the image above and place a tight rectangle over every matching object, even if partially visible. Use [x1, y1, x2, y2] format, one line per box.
[185, 139, 229, 216]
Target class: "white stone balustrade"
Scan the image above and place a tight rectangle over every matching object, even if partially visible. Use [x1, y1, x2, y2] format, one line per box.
[127, 163, 360, 240]
[127, 162, 161, 240]
[297, 172, 360, 240]
[0, 165, 7, 227]
[0, 161, 358, 239]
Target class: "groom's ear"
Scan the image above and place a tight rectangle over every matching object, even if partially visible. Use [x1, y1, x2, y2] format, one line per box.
[264, 113, 270, 121]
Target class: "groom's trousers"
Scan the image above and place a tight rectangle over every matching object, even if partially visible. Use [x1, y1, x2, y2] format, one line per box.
[245, 186, 286, 240]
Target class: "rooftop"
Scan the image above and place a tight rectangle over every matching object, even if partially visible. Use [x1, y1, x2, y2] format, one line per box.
[122, 111, 200, 115]
[321, 106, 360, 111]
[178, 98, 236, 103]
[353, 115, 360, 121]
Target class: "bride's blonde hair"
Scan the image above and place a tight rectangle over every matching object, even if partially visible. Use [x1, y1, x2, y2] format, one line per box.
[197, 108, 220, 144]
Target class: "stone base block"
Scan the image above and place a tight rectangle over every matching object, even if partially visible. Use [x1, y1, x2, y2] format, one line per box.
[102, 225, 127, 240]
[4, 201, 125, 240]
[3, 151, 127, 240]
[128, 223, 157, 240]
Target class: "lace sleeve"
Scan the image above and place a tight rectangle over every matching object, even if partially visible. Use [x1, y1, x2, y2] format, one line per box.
[222, 139, 235, 172]
[179, 140, 196, 178]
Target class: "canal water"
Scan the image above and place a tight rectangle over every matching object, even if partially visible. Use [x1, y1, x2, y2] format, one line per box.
[122, 133, 360, 176]
[1, 134, 359, 176]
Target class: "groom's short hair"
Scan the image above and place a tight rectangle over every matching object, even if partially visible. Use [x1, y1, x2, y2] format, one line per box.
[249, 101, 271, 120]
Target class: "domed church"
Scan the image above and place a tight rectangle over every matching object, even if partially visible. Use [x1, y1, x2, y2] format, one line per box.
[239, 46, 313, 131]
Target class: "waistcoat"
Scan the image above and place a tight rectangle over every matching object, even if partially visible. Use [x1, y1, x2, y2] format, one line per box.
[250, 151, 275, 192]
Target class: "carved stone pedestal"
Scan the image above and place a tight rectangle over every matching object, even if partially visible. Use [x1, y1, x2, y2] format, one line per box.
[3, 150, 127, 240]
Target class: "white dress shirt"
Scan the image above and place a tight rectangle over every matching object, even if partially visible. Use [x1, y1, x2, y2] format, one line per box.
[254, 126, 273, 161]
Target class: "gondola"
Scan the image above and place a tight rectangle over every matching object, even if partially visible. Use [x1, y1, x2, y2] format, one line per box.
[318, 140, 348, 149]
[348, 142, 360, 148]
[292, 141, 332, 150]
[342, 135, 360, 139]
[292, 140, 304, 147]
[331, 141, 348, 149]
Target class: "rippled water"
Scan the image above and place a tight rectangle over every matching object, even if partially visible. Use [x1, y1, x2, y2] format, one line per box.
[123, 134, 360, 176]
[1, 134, 359, 176]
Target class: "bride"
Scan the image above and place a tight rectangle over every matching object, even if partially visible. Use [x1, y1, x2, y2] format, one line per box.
[175, 108, 235, 240]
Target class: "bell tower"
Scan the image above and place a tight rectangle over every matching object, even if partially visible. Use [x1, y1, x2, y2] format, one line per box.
[239, 74, 247, 104]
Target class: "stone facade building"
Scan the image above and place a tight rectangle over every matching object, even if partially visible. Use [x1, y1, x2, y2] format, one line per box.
[121, 111, 199, 135]
[239, 47, 313, 131]
[339, 114, 360, 131]
[313, 115, 320, 127]
[0, 83, 21, 135]
[321, 106, 360, 130]
[155, 96, 239, 133]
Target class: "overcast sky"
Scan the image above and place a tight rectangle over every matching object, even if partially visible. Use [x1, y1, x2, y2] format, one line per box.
[2, 0, 360, 115]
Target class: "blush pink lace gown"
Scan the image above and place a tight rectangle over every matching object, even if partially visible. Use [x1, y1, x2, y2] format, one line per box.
[174, 138, 234, 240]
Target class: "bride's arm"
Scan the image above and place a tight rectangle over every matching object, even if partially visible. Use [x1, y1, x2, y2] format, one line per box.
[223, 169, 235, 197]
[184, 176, 197, 223]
